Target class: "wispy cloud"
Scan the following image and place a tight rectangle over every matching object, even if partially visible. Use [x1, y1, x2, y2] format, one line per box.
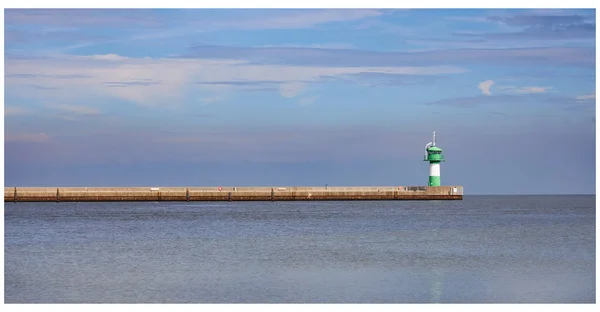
[279, 82, 306, 98]
[5, 9, 164, 27]
[336, 73, 444, 87]
[576, 93, 596, 101]
[425, 93, 595, 110]
[425, 94, 518, 107]
[5, 28, 108, 46]
[5, 132, 51, 143]
[43, 104, 101, 115]
[5, 9, 383, 52]
[298, 96, 319, 105]
[443, 16, 490, 23]
[478, 80, 495, 96]
[457, 12, 596, 41]
[7, 73, 93, 79]
[5, 53, 467, 106]
[187, 45, 595, 67]
[200, 97, 224, 104]
[104, 79, 161, 87]
[4, 106, 33, 116]
[500, 86, 553, 94]
[259, 43, 357, 50]
[89, 53, 130, 61]
[487, 13, 591, 28]
[135, 9, 384, 40]
[28, 85, 60, 90]
[220, 9, 383, 30]
[195, 80, 280, 94]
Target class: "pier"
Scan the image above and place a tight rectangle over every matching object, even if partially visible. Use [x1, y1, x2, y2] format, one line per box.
[4, 186, 463, 202]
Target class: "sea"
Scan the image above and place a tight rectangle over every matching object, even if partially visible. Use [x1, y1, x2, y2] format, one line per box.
[3, 195, 596, 303]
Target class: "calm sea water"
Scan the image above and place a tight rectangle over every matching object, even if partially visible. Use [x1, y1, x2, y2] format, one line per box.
[4, 195, 595, 303]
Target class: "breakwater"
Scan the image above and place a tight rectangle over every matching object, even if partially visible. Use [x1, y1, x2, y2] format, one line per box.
[4, 186, 463, 202]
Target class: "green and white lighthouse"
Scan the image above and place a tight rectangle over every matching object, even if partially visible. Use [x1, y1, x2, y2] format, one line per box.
[423, 131, 445, 187]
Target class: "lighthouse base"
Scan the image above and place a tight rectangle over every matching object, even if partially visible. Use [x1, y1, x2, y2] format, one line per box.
[428, 176, 441, 187]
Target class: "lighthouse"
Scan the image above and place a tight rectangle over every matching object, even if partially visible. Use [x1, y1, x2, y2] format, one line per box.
[423, 131, 445, 187]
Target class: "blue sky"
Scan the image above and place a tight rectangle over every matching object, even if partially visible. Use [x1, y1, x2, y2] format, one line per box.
[3, 6, 597, 194]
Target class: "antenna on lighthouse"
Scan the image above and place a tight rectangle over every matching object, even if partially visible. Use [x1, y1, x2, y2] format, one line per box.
[433, 131, 436, 146]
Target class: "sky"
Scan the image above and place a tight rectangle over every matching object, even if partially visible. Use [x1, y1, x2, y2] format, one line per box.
[2, 4, 597, 194]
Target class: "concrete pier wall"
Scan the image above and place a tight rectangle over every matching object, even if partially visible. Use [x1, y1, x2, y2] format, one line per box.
[4, 186, 463, 202]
